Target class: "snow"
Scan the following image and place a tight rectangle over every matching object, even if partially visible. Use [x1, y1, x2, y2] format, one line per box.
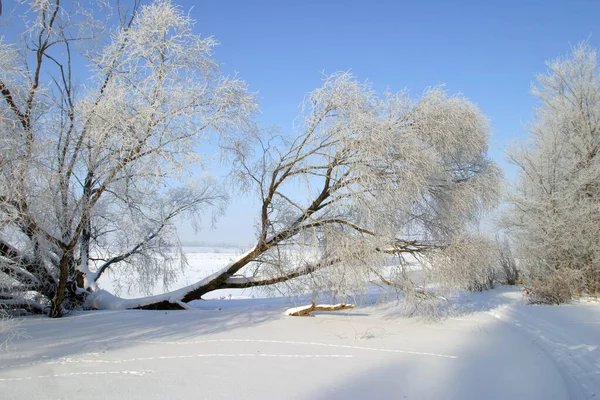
[1, 250, 599, 399]
[96, 247, 261, 301]
[87, 247, 259, 309]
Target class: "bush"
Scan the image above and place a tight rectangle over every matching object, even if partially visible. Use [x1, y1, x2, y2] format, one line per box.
[524, 269, 583, 305]
[0, 308, 27, 351]
[497, 239, 519, 285]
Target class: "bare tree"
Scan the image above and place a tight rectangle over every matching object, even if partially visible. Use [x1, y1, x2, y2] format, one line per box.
[0, 0, 256, 317]
[88, 73, 501, 310]
[504, 43, 600, 303]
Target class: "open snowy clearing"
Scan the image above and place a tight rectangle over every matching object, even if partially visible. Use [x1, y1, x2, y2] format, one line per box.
[98, 247, 265, 301]
[1, 286, 599, 400]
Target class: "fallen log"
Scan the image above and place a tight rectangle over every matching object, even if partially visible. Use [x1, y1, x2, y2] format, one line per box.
[285, 301, 355, 317]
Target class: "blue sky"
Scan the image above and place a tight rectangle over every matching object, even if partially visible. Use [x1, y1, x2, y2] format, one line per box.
[174, 0, 600, 245]
[4, 0, 599, 245]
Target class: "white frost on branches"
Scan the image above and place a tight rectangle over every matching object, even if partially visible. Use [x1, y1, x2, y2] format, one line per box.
[1, 1, 501, 315]
[505, 43, 600, 303]
[0, 0, 256, 316]
[224, 72, 501, 301]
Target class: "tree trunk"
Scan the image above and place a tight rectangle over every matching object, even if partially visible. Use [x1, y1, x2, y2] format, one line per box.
[50, 252, 72, 318]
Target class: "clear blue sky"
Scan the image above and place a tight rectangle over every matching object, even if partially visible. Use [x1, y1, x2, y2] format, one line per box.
[176, 0, 600, 245]
[5, 0, 599, 245]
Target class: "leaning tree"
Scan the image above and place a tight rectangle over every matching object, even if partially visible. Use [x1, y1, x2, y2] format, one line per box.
[89, 73, 502, 310]
[1, 1, 501, 317]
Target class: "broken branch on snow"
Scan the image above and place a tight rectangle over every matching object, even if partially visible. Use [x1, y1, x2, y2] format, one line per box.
[285, 301, 355, 317]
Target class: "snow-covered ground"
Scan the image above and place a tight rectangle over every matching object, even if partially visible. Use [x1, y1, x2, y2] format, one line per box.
[98, 247, 263, 300]
[1, 251, 599, 399]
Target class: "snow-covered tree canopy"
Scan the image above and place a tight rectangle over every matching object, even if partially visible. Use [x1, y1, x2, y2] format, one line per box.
[215, 73, 502, 300]
[0, 0, 256, 316]
[505, 44, 600, 303]
[1, 0, 500, 316]
[87, 73, 501, 311]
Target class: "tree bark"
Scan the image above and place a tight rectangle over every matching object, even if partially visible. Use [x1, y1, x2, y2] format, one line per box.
[50, 252, 72, 318]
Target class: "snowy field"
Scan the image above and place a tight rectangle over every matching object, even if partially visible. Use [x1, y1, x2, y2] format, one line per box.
[98, 246, 265, 300]
[1, 250, 599, 399]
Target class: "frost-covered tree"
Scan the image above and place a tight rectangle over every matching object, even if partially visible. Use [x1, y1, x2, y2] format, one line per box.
[1, 1, 500, 316]
[0, 0, 255, 317]
[505, 44, 600, 303]
[88, 73, 501, 310]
